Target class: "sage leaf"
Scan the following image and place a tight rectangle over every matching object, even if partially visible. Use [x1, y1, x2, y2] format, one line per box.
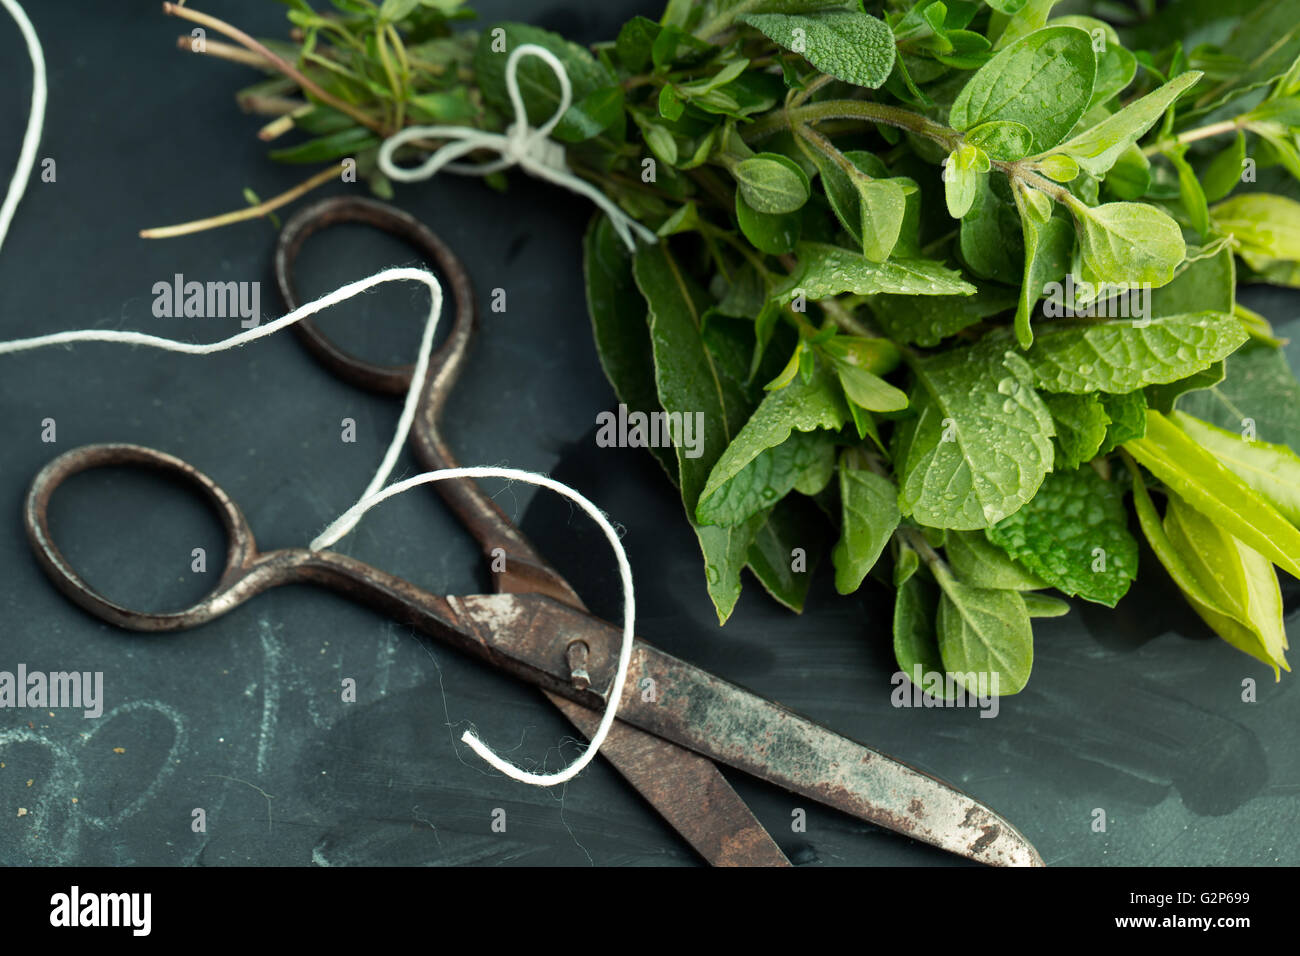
[583, 217, 675, 478]
[739, 11, 896, 89]
[934, 566, 1034, 695]
[949, 25, 1097, 153]
[635, 243, 756, 621]
[986, 465, 1139, 606]
[894, 350, 1055, 530]
[832, 466, 901, 594]
[1021, 311, 1248, 394]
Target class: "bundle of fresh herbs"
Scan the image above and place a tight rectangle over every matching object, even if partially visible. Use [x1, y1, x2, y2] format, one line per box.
[159, 0, 1300, 694]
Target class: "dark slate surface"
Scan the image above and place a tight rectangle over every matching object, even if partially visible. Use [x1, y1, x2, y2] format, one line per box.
[0, 0, 1296, 867]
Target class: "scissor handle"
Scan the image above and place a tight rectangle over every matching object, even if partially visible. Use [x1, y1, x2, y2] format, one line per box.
[274, 195, 584, 608]
[22, 443, 290, 631]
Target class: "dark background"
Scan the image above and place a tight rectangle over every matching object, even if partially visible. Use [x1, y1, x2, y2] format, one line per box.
[0, 0, 1295, 867]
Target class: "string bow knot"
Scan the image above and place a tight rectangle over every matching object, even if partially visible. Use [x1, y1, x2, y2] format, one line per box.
[377, 43, 656, 251]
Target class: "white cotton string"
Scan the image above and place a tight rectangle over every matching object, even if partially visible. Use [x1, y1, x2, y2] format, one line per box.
[315, 468, 636, 786]
[0, 265, 635, 787]
[377, 43, 657, 253]
[0, 0, 46, 257]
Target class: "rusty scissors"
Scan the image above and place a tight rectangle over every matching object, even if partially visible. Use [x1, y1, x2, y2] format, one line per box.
[23, 196, 1042, 867]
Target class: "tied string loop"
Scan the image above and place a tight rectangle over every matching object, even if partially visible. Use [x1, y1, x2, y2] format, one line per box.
[377, 43, 657, 253]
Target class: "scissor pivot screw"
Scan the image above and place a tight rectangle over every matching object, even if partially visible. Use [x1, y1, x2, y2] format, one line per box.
[566, 640, 591, 691]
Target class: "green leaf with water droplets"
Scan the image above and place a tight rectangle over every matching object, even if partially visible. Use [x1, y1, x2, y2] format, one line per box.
[949, 26, 1097, 153]
[894, 349, 1055, 530]
[832, 464, 900, 594]
[1020, 312, 1249, 394]
[986, 465, 1139, 606]
[775, 242, 976, 301]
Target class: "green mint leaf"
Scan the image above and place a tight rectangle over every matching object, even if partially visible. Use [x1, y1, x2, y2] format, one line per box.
[733, 152, 811, 214]
[698, 362, 848, 511]
[739, 11, 896, 89]
[949, 26, 1097, 153]
[1178, 341, 1300, 451]
[1021, 311, 1248, 394]
[697, 429, 835, 525]
[1052, 71, 1202, 176]
[1097, 390, 1147, 453]
[986, 465, 1139, 606]
[867, 288, 1018, 347]
[1172, 410, 1300, 527]
[776, 242, 976, 300]
[995, 0, 1066, 50]
[1043, 392, 1109, 468]
[945, 530, 1048, 590]
[934, 566, 1035, 695]
[746, 494, 828, 612]
[894, 350, 1055, 530]
[1144, 361, 1224, 413]
[1148, 244, 1235, 319]
[696, 517, 770, 623]
[1070, 200, 1187, 287]
[583, 217, 675, 478]
[832, 465, 901, 594]
[1124, 409, 1300, 581]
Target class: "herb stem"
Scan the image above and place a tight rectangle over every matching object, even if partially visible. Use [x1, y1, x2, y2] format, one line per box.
[1142, 118, 1242, 156]
[139, 163, 344, 238]
[162, 2, 385, 135]
[745, 98, 959, 151]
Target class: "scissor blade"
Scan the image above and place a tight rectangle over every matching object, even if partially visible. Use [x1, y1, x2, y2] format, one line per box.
[448, 593, 1040, 866]
[545, 692, 790, 866]
[616, 643, 1043, 867]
